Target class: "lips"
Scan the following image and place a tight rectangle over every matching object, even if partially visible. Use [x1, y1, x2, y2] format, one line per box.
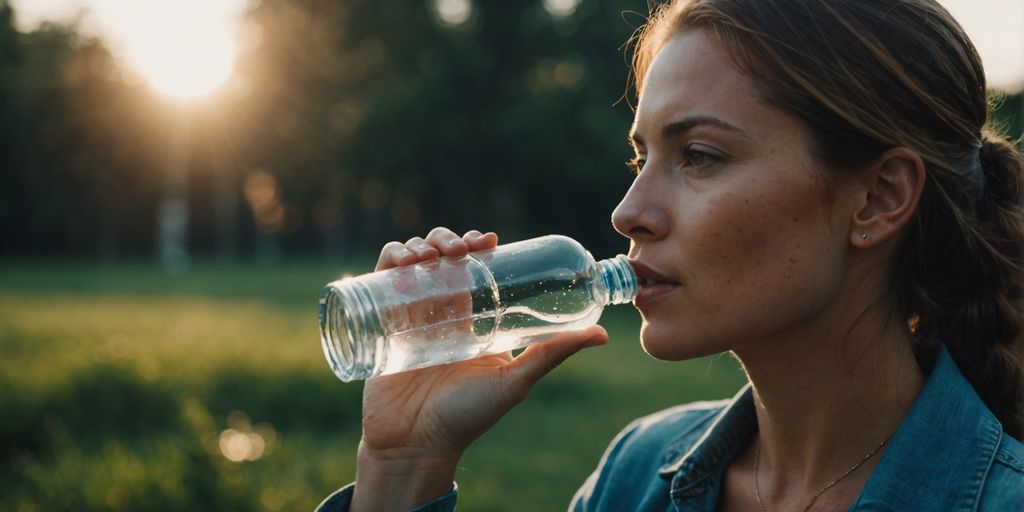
[630, 260, 677, 285]
[629, 260, 680, 306]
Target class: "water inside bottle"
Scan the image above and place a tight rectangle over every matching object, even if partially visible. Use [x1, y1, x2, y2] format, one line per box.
[378, 273, 604, 375]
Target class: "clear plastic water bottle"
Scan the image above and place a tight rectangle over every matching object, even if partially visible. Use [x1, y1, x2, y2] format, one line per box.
[319, 235, 637, 381]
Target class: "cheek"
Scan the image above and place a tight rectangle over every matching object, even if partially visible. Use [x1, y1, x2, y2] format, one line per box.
[683, 180, 841, 315]
[686, 193, 777, 276]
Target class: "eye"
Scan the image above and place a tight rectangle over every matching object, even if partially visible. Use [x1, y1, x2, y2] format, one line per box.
[626, 156, 646, 175]
[680, 145, 722, 172]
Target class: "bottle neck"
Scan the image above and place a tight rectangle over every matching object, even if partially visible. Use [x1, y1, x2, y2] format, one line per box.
[596, 254, 638, 305]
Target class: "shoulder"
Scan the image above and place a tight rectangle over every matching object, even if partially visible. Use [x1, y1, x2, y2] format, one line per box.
[980, 433, 1024, 510]
[631, 399, 729, 429]
[615, 400, 728, 458]
[571, 400, 729, 511]
[595, 399, 729, 477]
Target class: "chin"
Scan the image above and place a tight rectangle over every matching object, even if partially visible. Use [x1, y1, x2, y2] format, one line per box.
[638, 324, 721, 361]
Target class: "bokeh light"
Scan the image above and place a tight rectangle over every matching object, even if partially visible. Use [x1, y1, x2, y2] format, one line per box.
[218, 411, 273, 463]
[543, 0, 582, 18]
[219, 428, 265, 462]
[433, 0, 473, 27]
[244, 171, 286, 233]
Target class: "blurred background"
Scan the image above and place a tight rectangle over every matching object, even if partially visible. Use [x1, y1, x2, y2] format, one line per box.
[0, 0, 1020, 510]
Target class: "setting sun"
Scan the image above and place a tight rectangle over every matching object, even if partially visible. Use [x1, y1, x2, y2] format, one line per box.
[125, 29, 236, 99]
[115, 1, 242, 99]
[12, 0, 247, 100]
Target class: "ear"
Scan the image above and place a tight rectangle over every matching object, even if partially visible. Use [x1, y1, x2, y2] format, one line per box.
[850, 147, 925, 248]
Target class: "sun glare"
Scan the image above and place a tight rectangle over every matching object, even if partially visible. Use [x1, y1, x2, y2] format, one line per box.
[118, 1, 241, 100]
[127, 33, 236, 100]
[51, 0, 249, 100]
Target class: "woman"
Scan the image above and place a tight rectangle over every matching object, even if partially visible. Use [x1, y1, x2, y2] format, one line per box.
[319, 0, 1024, 510]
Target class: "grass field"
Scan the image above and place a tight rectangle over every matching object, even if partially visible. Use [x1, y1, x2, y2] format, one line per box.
[0, 259, 747, 511]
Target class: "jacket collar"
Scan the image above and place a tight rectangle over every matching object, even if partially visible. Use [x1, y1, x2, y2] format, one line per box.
[657, 383, 755, 483]
[658, 345, 1005, 509]
[851, 345, 1004, 510]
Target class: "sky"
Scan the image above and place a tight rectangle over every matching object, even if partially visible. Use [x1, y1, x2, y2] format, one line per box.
[8, 0, 1024, 91]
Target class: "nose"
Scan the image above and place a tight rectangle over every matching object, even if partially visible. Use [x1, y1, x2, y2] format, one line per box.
[611, 175, 669, 242]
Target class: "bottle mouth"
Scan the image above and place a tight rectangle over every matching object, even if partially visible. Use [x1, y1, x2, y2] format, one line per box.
[319, 281, 385, 382]
[598, 254, 638, 305]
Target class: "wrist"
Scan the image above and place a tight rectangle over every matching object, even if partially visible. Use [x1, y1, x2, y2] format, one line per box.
[351, 441, 460, 511]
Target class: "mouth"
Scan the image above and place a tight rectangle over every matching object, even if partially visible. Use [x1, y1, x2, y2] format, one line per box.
[629, 260, 679, 286]
[629, 260, 680, 306]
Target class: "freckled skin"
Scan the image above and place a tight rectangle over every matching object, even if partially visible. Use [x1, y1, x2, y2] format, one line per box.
[612, 30, 860, 361]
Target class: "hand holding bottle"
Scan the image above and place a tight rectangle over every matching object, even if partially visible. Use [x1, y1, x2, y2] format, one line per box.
[350, 227, 609, 511]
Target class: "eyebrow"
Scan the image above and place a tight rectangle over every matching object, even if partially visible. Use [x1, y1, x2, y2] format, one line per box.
[629, 115, 750, 147]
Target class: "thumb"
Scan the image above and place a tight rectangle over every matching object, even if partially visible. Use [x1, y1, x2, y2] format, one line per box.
[501, 325, 608, 403]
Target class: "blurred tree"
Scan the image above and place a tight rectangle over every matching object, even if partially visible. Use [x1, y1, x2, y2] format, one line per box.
[0, 2, 162, 257]
[0, 1, 22, 243]
[228, 0, 640, 258]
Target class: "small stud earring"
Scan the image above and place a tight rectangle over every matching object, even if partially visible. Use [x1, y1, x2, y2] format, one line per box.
[861, 232, 869, 240]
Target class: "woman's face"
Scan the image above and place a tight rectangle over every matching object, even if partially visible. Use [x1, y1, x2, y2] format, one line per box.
[612, 30, 859, 360]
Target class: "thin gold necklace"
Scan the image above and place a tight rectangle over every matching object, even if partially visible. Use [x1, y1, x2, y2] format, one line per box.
[753, 433, 893, 512]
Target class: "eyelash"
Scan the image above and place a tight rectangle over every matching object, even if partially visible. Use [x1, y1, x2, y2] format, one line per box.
[626, 156, 645, 175]
[627, 147, 720, 175]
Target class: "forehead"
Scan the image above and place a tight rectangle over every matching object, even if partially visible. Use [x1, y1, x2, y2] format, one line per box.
[633, 30, 759, 138]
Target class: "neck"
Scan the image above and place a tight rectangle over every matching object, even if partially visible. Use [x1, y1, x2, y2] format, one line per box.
[732, 289, 925, 504]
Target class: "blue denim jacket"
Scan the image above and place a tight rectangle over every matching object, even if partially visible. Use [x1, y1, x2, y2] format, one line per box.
[317, 346, 1024, 511]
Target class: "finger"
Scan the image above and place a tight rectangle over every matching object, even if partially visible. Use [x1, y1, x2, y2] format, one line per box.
[463, 231, 498, 252]
[375, 241, 417, 271]
[501, 325, 608, 405]
[405, 236, 440, 260]
[426, 227, 468, 257]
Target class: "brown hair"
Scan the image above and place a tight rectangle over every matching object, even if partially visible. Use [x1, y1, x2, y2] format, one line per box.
[631, 0, 1024, 438]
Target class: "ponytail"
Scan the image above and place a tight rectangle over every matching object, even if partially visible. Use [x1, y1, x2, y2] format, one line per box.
[953, 135, 1024, 438]
[899, 134, 1024, 439]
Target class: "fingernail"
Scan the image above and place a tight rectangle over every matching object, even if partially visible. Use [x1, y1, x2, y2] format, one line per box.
[448, 238, 464, 246]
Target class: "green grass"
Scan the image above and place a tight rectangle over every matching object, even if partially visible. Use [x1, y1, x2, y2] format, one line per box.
[0, 259, 746, 511]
